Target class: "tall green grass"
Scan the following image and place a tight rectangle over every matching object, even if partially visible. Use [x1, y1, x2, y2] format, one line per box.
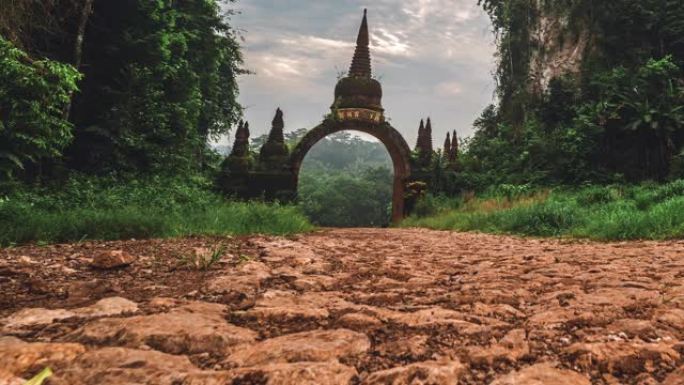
[0, 176, 313, 246]
[402, 180, 684, 240]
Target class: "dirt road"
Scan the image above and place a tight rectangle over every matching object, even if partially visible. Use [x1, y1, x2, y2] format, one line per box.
[1, 228, 684, 384]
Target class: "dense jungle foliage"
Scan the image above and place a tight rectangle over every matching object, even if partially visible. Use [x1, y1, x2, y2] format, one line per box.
[0, 0, 302, 244]
[297, 132, 393, 227]
[1, 0, 242, 179]
[460, 0, 684, 187]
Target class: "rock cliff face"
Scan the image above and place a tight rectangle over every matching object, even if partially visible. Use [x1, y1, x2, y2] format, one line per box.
[527, 6, 592, 95]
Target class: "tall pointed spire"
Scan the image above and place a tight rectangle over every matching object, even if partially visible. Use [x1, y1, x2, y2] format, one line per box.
[230, 120, 250, 158]
[449, 129, 459, 169]
[259, 108, 290, 167]
[268, 108, 285, 144]
[415, 119, 425, 151]
[225, 120, 252, 175]
[415, 117, 434, 167]
[349, 9, 371, 78]
[424, 118, 433, 153]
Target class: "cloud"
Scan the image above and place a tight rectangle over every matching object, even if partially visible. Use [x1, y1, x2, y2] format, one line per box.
[372, 27, 412, 57]
[435, 81, 464, 96]
[223, 0, 497, 145]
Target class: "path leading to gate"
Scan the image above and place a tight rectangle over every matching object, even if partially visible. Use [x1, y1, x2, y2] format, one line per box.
[1, 229, 684, 384]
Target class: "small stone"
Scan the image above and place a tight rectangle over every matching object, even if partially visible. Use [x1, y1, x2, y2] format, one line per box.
[148, 297, 183, 309]
[73, 302, 256, 356]
[338, 313, 382, 330]
[237, 261, 271, 280]
[17, 256, 37, 266]
[2, 308, 76, 331]
[90, 250, 135, 269]
[663, 366, 684, 385]
[74, 297, 138, 318]
[225, 329, 370, 367]
[0, 369, 23, 385]
[1, 297, 138, 332]
[233, 291, 357, 331]
[565, 341, 680, 375]
[184, 362, 357, 385]
[490, 363, 591, 385]
[66, 279, 116, 305]
[0, 337, 86, 378]
[656, 309, 684, 331]
[386, 307, 490, 333]
[467, 329, 529, 366]
[293, 275, 337, 291]
[362, 360, 465, 385]
[634, 373, 659, 385]
[50, 347, 196, 385]
[607, 319, 658, 340]
[376, 335, 429, 358]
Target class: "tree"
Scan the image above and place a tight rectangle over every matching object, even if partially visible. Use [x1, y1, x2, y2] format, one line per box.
[66, 0, 244, 174]
[0, 37, 80, 178]
[467, 0, 684, 186]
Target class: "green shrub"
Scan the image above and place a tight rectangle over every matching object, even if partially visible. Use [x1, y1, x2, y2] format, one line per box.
[0, 36, 81, 177]
[0, 176, 313, 246]
[412, 194, 462, 218]
[575, 185, 621, 206]
[491, 200, 583, 236]
[485, 184, 533, 200]
[402, 181, 684, 240]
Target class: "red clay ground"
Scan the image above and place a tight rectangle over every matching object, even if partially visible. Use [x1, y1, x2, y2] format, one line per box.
[1, 228, 683, 384]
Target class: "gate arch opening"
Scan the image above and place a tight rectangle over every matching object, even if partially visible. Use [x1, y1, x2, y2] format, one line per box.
[295, 131, 393, 227]
[291, 119, 411, 224]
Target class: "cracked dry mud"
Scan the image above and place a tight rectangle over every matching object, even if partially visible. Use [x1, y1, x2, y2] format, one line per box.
[1, 228, 684, 384]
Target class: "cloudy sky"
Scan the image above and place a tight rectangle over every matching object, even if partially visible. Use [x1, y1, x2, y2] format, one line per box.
[224, 0, 496, 146]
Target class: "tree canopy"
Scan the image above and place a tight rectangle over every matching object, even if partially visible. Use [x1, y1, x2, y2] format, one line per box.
[462, 0, 684, 187]
[0, 0, 243, 180]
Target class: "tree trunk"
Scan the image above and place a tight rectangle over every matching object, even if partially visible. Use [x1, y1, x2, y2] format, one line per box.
[63, 0, 94, 120]
[73, 0, 94, 69]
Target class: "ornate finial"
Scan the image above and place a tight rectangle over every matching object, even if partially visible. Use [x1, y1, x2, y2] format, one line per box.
[349, 9, 371, 78]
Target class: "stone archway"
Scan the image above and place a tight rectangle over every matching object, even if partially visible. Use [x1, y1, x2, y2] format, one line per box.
[290, 118, 412, 224]
[220, 10, 419, 223]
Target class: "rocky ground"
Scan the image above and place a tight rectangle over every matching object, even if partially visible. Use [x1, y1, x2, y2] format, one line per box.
[1, 228, 684, 385]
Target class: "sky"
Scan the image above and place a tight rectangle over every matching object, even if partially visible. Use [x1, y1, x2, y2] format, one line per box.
[222, 0, 496, 147]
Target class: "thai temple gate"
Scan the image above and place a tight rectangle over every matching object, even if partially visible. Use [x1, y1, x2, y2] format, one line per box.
[219, 10, 459, 223]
